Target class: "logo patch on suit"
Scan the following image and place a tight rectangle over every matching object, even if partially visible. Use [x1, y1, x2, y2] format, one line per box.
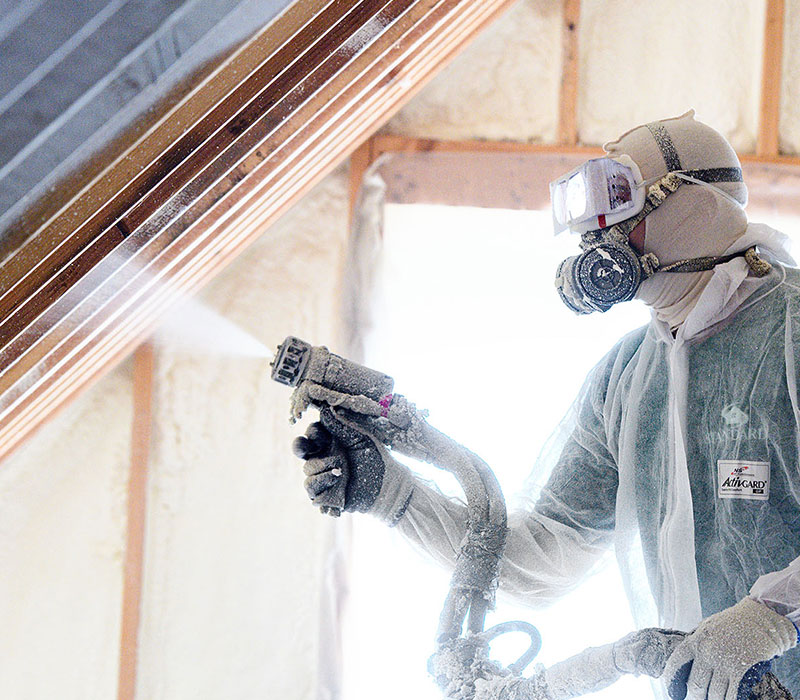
[717, 460, 770, 501]
[721, 404, 749, 426]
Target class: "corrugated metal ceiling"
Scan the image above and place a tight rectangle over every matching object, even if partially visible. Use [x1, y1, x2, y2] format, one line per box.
[0, 0, 292, 241]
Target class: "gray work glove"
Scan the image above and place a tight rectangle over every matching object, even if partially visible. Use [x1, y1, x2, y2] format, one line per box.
[663, 598, 799, 700]
[293, 407, 414, 522]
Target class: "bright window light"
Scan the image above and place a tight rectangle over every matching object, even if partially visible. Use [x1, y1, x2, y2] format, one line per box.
[342, 203, 800, 700]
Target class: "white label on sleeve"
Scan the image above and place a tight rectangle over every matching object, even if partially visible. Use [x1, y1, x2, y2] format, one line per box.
[717, 460, 770, 501]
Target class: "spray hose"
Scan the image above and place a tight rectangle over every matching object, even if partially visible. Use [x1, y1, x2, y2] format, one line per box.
[271, 337, 793, 700]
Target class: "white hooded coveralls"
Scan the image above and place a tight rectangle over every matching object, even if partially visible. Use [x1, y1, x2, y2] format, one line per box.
[391, 224, 800, 694]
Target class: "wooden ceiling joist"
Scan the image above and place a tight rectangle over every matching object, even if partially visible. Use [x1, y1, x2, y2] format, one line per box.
[0, 0, 517, 462]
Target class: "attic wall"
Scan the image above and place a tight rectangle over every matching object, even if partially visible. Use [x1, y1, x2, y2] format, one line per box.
[3, 1, 800, 699]
[0, 363, 132, 698]
[781, 0, 800, 152]
[388, 0, 795, 155]
[0, 167, 350, 700]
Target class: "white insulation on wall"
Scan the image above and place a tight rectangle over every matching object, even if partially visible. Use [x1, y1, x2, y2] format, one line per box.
[0, 168, 350, 700]
[386, 0, 563, 142]
[136, 168, 350, 700]
[0, 363, 133, 698]
[577, 0, 766, 151]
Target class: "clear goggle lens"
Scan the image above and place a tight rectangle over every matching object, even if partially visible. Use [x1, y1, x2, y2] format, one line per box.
[550, 157, 644, 233]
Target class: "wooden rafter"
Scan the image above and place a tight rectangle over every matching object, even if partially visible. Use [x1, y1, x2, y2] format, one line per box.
[349, 140, 377, 218]
[0, 0, 517, 463]
[757, 0, 786, 156]
[373, 134, 601, 156]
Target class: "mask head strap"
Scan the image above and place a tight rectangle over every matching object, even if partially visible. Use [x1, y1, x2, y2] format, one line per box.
[647, 122, 683, 171]
[658, 247, 771, 277]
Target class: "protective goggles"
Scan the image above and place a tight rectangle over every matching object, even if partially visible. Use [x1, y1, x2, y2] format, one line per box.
[550, 155, 647, 234]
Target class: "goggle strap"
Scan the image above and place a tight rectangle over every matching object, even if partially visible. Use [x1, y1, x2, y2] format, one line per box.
[682, 167, 743, 183]
[645, 123, 744, 185]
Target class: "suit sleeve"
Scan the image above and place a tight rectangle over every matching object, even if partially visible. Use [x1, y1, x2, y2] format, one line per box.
[394, 361, 620, 607]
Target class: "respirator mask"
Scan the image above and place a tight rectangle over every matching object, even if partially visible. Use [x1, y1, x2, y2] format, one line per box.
[550, 156, 758, 315]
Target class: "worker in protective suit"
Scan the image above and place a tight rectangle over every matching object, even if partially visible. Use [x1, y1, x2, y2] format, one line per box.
[293, 111, 800, 700]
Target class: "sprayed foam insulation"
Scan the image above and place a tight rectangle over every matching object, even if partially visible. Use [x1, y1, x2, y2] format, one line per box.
[0, 362, 133, 699]
[781, 0, 800, 154]
[134, 167, 349, 700]
[577, 0, 766, 151]
[0, 168, 349, 700]
[385, 0, 789, 154]
[385, 0, 563, 142]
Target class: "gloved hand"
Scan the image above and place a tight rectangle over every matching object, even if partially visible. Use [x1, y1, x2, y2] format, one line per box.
[663, 598, 798, 700]
[293, 407, 414, 522]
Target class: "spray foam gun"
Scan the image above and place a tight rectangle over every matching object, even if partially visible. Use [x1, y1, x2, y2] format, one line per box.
[271, 336, 540, 677]
[271, 337, 794, 700]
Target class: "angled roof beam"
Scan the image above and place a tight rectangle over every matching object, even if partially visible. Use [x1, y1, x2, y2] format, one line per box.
[0, 0, 517, 462]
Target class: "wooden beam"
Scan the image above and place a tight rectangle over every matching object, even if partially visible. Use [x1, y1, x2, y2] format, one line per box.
[349, 138, 377, 217]
[373, 134, 601, 156]
[372, 133, 800, 165]
[367, 135, 800, 217]
[0, 0, 517, 463]
[757, 0, 785, 156]
[377, 151, 587, 210]
[558, 0, 581, 146]
[117, 343, 154, 700]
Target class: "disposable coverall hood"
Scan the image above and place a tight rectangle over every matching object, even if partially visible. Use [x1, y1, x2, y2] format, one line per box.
[604, 111, 750, 330]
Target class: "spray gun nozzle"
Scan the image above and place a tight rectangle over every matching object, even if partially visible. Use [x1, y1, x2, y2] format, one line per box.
[271, 336, 312, 387]
[271, 336, 395, 405]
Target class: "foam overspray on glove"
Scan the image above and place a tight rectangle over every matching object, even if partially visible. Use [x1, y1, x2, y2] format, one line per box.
[663, 598, 798, 700]
[273, 336, 416, 519]
[272, 335, 528, 689]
